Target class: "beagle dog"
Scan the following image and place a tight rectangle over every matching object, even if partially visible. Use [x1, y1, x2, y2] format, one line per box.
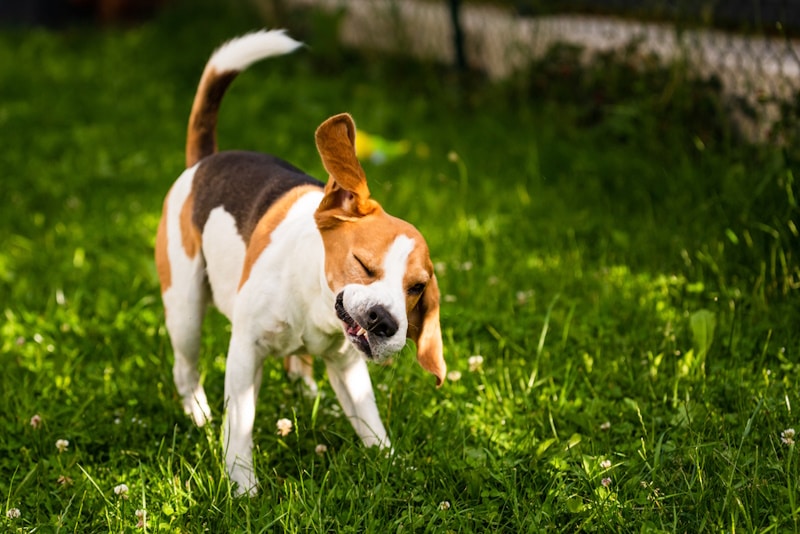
[154, 30, 445, 495]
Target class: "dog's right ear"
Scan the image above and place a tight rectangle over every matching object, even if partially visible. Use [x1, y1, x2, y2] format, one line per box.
[315, 114, 378, 224]
[407, 274, 446, 387]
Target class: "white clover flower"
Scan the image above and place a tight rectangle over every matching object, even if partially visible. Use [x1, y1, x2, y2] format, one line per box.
[114, 483, 129, 499]
[276, 418, 293, 437]
[781, 428, 796, 446]
[600, 459, 611, 469]
[601, 477, 612, 488]
[600, 421, 611, 431]
[55, 439, 69, 453]
[6, 508, 21, 519]
[468, 355, 484, 372]
[447, 370, 462, 382]
[516, 291, 530, 304]
[135, 509, 146, 528]
[439, 501, 451, 510]
[30, 414, 42, 429]
[315, 444, 328, 456]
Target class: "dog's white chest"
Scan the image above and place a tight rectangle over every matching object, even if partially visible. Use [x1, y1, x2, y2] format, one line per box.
[222, 191, 342, 358]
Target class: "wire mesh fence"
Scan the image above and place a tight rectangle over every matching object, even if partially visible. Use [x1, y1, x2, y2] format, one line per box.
[267, 0, 800, 143]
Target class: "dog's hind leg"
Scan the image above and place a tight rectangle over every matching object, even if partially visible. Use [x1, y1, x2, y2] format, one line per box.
[284, 354, 318, 396]
[156, 176, 213, 427]
[163, 269, 211, 426]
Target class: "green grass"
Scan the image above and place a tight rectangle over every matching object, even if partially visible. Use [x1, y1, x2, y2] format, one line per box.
[1, 1, 799, 532]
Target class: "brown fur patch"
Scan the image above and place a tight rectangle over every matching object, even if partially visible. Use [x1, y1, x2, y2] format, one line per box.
[186, 67, 238, 168]
[180, 192, 201, 259]
[315, 114, 373, 216]
[155, 194, 171, 292]
[238, 185, 321, 289]
[406, 273, 445, 386]
[284, 354, 313, 375]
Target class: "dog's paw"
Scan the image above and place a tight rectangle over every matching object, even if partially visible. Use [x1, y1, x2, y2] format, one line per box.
[182, 389, 212, 427]
[300, 376, 319, 398]
[189, 407, 213, 427]
[230, 468, 259, 497]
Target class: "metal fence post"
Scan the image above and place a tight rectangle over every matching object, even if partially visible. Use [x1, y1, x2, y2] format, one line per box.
[449, 0, 467, 70]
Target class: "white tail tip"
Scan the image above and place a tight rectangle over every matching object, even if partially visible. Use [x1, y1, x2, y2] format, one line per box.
[208, 29, 303, 73]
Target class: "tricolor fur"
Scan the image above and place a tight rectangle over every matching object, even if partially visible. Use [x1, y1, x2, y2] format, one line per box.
[154, 30, 445, 496]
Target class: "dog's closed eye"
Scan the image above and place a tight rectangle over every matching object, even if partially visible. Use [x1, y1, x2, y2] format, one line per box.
[354, 255, 376, 278]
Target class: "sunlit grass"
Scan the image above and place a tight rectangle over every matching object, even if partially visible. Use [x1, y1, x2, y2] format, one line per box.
[1, 1, 798, 531]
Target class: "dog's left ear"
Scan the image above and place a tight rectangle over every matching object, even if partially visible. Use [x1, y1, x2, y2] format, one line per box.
[315, 113, 376, 220]
[408, 274, 446, 386]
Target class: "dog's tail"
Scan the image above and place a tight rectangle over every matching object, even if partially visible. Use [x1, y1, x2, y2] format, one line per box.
[185, 30, 303, 168]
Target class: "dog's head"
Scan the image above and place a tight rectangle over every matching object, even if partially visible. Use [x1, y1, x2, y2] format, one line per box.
[313, 114, 445, 386]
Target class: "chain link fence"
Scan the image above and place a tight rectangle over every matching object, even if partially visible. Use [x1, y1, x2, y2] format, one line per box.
[263, 0, 800, 142]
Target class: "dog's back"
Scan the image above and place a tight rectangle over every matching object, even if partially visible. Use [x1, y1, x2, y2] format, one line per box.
[190, 151, 321, 245]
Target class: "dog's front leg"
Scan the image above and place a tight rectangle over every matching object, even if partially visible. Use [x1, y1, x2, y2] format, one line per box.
[325, 351, 390, 449]
[223, 333, 264, 496]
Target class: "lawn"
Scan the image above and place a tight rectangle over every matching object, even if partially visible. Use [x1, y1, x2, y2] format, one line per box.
[1, 1, 798, 532]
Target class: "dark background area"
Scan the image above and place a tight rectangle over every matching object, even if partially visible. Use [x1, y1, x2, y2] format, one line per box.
[2, 0, 798, 34]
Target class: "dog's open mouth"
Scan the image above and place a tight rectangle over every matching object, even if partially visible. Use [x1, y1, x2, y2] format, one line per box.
[335, 293, 372, 357]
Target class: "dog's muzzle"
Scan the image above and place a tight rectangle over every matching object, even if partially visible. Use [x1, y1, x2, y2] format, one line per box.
[335, 292, 399, 358]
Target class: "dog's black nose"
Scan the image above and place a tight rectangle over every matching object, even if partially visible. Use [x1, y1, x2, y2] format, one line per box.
[365, 305, 398, 338]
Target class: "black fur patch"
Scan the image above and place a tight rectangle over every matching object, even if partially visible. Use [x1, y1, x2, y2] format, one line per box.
[191, 150, 323, 242]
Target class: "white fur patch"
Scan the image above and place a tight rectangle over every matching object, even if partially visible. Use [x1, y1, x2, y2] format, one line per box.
[381, 235, 416, 295]
[202, 207, 247, 319]
[234, 191, 343, 356]
[209, 30, 303, 73]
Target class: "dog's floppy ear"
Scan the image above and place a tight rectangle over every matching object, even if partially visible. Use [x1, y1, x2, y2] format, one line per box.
[315, 113, 376, 220]
[407, 274, 446, 386]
